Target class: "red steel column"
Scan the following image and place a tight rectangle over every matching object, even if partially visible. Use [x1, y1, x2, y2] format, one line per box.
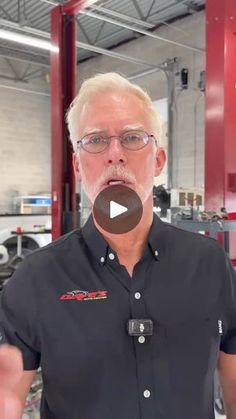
[51, 5, 65, 240]
[51, 5, 76, 239]
[51, 1, 98, 239]
[205, 0, 236, 212]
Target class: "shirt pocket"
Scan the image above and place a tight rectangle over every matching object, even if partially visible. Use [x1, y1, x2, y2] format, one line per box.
[164, 315, 221, 392]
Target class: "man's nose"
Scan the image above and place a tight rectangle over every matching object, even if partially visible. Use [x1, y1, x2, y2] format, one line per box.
[107, 138, 127, 165]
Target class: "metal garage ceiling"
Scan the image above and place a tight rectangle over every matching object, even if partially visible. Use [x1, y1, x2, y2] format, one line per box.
[0, 0, 205, 70]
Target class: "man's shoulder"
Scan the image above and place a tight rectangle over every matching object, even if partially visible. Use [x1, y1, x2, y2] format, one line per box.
[3, 229, 85, 295]
[24, 228, 84, 267]
[41, 228, 82, 250]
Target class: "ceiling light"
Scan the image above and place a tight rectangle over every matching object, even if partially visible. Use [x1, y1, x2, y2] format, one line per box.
[0, 29, 59, 52]
[86, 0, 104, 5]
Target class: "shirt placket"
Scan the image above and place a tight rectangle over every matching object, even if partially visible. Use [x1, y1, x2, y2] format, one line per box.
[129, 257, 157, 419]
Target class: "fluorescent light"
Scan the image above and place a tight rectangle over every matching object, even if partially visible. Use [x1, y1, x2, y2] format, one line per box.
[86, 0, 102, 5]
[0, 29, 59, 52]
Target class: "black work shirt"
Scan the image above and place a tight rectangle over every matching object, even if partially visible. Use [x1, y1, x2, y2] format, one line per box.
[1, 214, 236, 419]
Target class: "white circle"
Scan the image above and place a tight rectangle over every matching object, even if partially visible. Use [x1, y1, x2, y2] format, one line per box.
[134, 292, 141, 300]
[100, 257, 105, 263]
[143, 389, 151, 398]
[154, 250, 159, 257]
[108, 253, 115, 260]
[138, 336, 145, 344]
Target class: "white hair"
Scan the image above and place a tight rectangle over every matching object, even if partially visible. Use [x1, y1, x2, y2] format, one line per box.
[66, 72, 163, 151]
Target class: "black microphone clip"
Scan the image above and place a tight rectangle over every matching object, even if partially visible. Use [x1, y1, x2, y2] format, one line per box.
[127, 319, 153, 336]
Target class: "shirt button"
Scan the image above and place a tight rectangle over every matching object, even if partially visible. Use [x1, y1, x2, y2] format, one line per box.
[154, 250, 159, 257]
[138, 336, 145, 344]
[143, 389, 151, 398]
[100, 257, 105, 263]
[108, 253, 115, 260]
[134, 292, 141, 300]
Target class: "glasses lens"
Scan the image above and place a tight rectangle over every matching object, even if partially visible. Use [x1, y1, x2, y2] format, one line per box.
[81, 135, 108, 153]
[79, 131, 151, 153]
[121, 131, 149, 150]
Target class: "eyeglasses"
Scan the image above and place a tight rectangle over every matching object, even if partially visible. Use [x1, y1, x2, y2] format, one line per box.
[77, 130, 156, 154]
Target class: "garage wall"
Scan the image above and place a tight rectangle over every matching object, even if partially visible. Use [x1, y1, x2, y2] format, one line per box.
[0, 61, 51, 213]
[0, 10, 205, 213]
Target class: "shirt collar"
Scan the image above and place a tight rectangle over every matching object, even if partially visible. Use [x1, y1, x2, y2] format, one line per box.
[147, 213, 168, 260]
[81, 213, 167, 265]
[81, 215, 109, 265]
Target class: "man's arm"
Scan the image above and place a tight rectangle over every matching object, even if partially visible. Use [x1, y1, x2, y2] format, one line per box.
[0, 345, 36, 419]
[218, 351, 236, 419]
[13, 369, 37, 414]
[0, 344, 23, 419]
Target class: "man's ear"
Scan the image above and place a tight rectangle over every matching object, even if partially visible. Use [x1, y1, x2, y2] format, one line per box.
[72, 152, 82, 181]
[155, 147, 166, 177]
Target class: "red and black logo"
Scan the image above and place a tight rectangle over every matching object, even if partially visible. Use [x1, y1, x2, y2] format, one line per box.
[60, 289, 108, 301]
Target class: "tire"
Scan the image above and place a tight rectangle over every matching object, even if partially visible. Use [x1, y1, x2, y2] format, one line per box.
[4, 236, 39, 259]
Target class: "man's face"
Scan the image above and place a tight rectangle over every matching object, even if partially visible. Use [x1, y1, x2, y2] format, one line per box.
[73, 90, 166, 204]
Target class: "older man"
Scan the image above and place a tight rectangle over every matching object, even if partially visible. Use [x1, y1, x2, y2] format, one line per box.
[1, 73, 236, 419]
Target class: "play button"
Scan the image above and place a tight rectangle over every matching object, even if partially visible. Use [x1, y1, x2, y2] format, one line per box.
[93, 185, 143, 234]
[110, 201, 127, 219]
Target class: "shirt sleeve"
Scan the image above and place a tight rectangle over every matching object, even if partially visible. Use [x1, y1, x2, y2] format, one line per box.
[0, 256, 41, 370]
[219, 249, 236, 354]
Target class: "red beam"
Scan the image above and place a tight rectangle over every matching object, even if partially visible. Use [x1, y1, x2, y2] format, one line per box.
[50, 5, 64, 239]
[51, 1, 91, 239]
[64, 13, 77, 231]
[50, 5, 78, 239]
[205, 0, 236, 212]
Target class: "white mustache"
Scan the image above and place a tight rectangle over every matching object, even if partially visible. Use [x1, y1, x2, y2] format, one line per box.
[99, 166, 136, 185]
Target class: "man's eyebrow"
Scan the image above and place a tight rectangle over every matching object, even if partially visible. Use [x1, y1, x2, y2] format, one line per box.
[82, 128, 105, 136]
[121, 124, 144, 131]
[81, 124, 144, 137]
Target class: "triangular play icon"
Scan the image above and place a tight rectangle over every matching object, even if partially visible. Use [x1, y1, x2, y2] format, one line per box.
[110, 200, 128, 219]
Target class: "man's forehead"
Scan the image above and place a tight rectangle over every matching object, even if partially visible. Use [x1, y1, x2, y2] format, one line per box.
[81, 90, 146, 113]
[77, 90, 152, 136]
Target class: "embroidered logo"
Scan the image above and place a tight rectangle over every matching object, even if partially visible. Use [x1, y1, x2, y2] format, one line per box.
[59, 289, 108, 301]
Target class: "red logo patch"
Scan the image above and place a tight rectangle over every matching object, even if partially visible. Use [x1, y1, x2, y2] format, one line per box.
[60, 290, 107, 301]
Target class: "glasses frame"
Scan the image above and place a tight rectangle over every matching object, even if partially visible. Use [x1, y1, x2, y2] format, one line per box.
[76, 130, 157, 154]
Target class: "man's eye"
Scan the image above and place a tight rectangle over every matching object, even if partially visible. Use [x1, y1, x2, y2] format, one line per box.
[84, 136, 104, 145]
[123, 135, 141, 142]
[89, 136, 103, 144]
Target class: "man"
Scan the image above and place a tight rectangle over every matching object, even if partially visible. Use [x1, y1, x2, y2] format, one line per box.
[1, 72, 236, 419]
